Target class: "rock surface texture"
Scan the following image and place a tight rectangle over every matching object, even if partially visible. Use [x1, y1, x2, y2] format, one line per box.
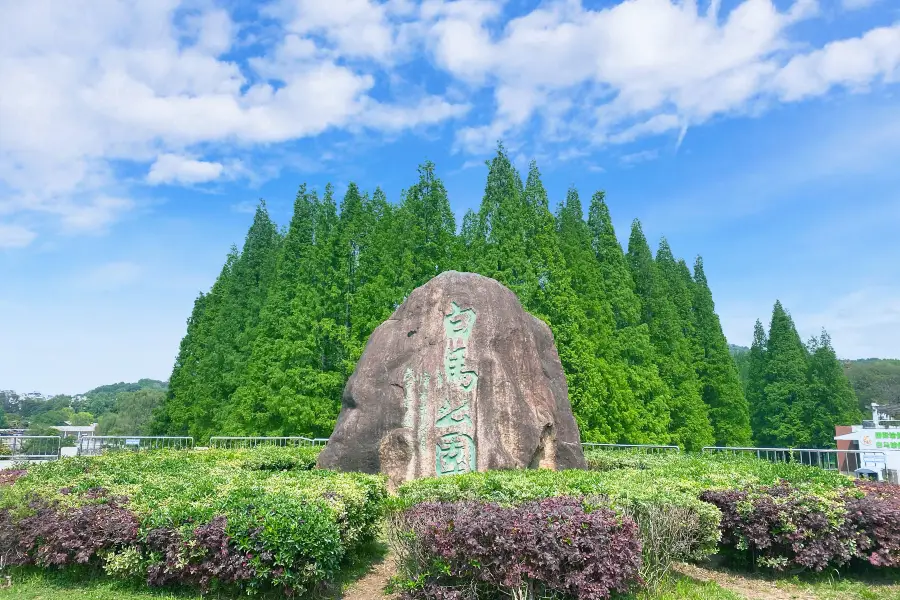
[317, 271, 586, 487]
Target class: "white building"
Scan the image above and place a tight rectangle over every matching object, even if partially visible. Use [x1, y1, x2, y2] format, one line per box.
[834, 403, 900, 482]
[50, 423, 97, 440]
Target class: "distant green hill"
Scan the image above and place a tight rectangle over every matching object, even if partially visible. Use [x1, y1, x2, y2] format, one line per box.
[841, 359, 900, 415]
[83, 379, 167, 396]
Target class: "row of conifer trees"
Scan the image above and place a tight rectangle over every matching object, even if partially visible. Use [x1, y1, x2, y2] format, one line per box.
[153, 145, 860, 449]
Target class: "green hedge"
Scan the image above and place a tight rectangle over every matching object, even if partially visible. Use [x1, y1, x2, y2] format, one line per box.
[582, 450, 854, 493]
[0, 447, 386, 596]
[391, 467, 721, 590]
[390, 453, 855, 589]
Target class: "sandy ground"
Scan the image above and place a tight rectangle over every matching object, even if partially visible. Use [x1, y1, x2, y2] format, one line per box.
[339, 554, 398, 600]
[675, 562, 820, 600]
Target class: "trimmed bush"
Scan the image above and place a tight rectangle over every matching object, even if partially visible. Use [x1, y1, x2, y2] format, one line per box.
[583, 450, 853, 493]
[389, 497, 642, 600]
[847, 481, 900, 568]
[700, 483, 855, 571]
[0, 447, 385, 596]
[0, 490, 139, 568]
[392, 468, 721, 589]
[237, 444, 321, 472]
[700, 480, 900, 572]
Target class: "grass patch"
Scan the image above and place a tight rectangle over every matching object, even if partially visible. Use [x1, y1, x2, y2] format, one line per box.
[774, 568, 900, 600]
[631, 575, 744, 600]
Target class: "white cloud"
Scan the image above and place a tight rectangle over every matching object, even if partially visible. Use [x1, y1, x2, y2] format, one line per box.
[231, 200, 259, 214]
[772, 24, 900, 101]
[58, 196, 136, 233]
[428, 0, 898, 154]
[1, 0, 899, 247]
[269, 0, 399, 62]
[0, 224, 37, 248]
[620, 149, 659, 165]
[147, 154, 225, 185]
[0, 0, 467, 245]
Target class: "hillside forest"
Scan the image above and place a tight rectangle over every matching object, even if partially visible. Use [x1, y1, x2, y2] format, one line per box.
[0, 380, 166, 437]
[127, 145, 865, 450]
[4, 148, 891, 449]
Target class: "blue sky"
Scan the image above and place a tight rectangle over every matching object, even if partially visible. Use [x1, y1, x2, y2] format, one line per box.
[1, 0, 899, 394]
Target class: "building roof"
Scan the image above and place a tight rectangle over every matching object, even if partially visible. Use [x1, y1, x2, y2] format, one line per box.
[51, 424, 97, 433]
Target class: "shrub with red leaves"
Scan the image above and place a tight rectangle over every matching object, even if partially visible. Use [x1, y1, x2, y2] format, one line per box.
[701, 480, 900, 572]
[0, 492, 138, 568]
[847, 481, 900, 568]
[145, 516, 254, 592]
[700, 483, 856, 572]
[0, 470, 26, 487]
[392, 497, 642, 600]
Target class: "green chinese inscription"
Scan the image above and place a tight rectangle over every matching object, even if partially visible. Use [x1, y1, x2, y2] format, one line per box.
[435, 301, 478, 476]
[443, 302, 478, 391]
[435, 433, 476, 475]
[436, 399, 472, 428]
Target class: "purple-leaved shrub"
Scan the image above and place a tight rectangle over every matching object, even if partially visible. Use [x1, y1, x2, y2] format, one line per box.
[390, 497, 642, 600]
[0, 470, 26, 487]
[145, 516, 255, 592]
[847, 481, 900, 568]
[700, 480, 900, 572]
[0, 490, 138, 568]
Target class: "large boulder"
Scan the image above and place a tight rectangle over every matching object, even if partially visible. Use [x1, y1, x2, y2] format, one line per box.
[317, 271, 586, 487]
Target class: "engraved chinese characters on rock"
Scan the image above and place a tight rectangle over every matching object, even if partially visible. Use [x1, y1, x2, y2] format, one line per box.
[436, 302, 478, 476]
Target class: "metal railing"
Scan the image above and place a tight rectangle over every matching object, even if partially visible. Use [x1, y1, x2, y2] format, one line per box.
[78, 436, 194, 456]
[581, 443, 681, 453]
[208, 436, 329, 449]
[702, 446, 888, 475]
[0, 435, 61, 460]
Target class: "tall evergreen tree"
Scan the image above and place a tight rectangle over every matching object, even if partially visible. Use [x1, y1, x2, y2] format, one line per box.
[225, 187, 335, 436]
[335, 183, 379, 364]
[300, 184, 354, 434]
[747, 319, 769, 442]
[627, 221, 712, 450]
[655, 240, 698, 353]
[691, 257, 753, 445]
[758, 301, 809, 447]
[805, 330, 863, 447]
[395, 161, 460, 290]
[352, 188, 403, 344]
[155, 283, 217, 435]
[555, 186, 632, 442]
[353, 163, 460, 341]
[522, 161, 575, 325]
[587, 192, 671, 443]
[470, 144, 538, 305]
[203, 203, 282, 439]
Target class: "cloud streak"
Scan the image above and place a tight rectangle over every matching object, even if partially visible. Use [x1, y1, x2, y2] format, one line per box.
[1, 0, 899, 247]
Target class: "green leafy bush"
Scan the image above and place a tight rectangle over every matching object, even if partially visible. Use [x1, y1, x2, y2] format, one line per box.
[0, 447, 385, 596]
[391, 453, 857, 586]
[583, 450, 853, 494]
[237, 444, 321, 471]
[392, 467, 721, 589]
